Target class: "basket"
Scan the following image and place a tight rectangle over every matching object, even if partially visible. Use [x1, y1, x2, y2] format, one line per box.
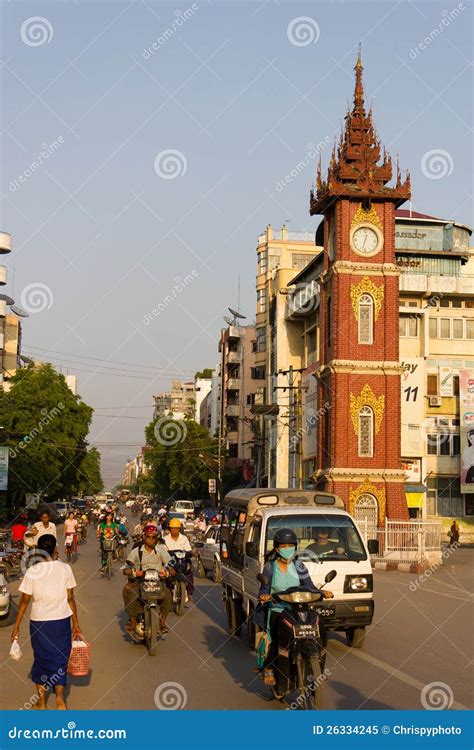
[68, 637, 90, 676]
[102, 538, 116, 551]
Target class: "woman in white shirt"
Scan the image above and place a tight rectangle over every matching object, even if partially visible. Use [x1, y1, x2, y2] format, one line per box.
[11, 534, 81, 710]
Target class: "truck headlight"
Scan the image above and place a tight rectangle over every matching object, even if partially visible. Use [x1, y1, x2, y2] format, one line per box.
[343, 574, 373, 593]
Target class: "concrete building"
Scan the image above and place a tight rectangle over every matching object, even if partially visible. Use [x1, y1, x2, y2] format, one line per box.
[122, 448, 150, 487]
[199, 366, 220, 436]
[253, 224, 320, 486]
[194, 375, 212, 424]
[218, 323, 258, 472]
[153, 380, 195, 420]
[0, 232, 23, 391]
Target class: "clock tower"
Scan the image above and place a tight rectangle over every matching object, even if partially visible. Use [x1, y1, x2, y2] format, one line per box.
[310, 50, 411, 524]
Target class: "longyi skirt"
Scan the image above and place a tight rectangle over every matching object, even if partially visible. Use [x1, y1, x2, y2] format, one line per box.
[30, 617, 71, 687]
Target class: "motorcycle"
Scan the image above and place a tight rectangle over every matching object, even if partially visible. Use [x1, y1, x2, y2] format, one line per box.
[257, 569, 336, 709]
[65, 533, 76, 563]
[167, 550, 193, 616]
[78, 523, 87, 544]
[127, 569, 168, 656]
[116, 535, 129, 562]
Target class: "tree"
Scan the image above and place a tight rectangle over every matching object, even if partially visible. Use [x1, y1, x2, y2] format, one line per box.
[144, 416, 217, 499]
[76, 447, 104, 495]
[194, 368, 213, 380]
[0, 364, 101, 514]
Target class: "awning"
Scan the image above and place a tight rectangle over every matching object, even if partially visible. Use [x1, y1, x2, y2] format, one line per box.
[406, 492, 423, 508]
[405, 484, 427, 493]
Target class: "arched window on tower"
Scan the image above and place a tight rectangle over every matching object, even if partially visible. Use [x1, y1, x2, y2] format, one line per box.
[358, 406, 374, 457]
[358, 294, 374, 345]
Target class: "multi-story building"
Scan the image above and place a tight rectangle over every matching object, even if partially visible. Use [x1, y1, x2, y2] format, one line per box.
[122, 448, 150, 487]
[0, 232, 23, 391]
[153, 380, 195, 420]
[194, 374, 212, 424]
[199, 366, 220, 436]
[218, 323, 258, 471]
[254, 224, 320, 486]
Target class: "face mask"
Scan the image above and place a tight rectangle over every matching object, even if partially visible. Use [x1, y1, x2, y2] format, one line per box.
[278, 546, 296, 560]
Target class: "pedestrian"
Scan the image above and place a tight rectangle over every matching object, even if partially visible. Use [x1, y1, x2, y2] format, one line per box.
[11, 534, 81, 710]
[25, 510, 57, 546]
[448, 520, 460, 548]
[64, 511, 79, 556]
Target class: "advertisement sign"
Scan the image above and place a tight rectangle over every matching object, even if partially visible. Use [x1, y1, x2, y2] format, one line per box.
[0, 446, 8, 491]
[439, 366, 453, 396]
[401, 458, 421, 483]
[400, 358, 425, 457]
[208, 478, 216, 495]
[460, 369, 474, 493]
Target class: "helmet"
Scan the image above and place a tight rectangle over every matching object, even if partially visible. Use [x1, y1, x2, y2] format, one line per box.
[273, 528, 297, 548]
[143, 524, 159, 534]
[140, 514, 148, 522]
[168, 518, 182, 529]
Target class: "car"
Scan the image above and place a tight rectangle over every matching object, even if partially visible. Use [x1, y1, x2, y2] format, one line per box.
[195, 525, 222, 583]
[72, 499, 88, 512]
[53, 501, 72, 521]
[170, 500, 195, 519]
[0, 564, 12, 626]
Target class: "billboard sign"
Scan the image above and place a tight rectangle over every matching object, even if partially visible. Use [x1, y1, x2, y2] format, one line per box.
[460, 369, 474, 493]
[400, 358, 425, 457]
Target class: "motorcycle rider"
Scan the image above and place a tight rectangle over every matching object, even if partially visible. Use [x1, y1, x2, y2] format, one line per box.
[163, 518, 194, 601]
[123, 525, 173, 634]
[254, 528, 333, 687]
[97, 510, 118, 575]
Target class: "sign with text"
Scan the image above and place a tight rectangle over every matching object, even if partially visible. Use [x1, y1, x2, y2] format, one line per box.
[460, 369, 474, 493]
[0, 446, 9, 491]
[208, 478, 216, 495]
[439, 366, 453, 396]
[400, 358, 425, 457]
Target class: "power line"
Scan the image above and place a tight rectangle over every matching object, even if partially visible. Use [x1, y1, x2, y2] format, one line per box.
[22, 346, 198, 374]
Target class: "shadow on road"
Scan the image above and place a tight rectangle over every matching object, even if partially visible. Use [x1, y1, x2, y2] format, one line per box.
[329, 680, 392, 710]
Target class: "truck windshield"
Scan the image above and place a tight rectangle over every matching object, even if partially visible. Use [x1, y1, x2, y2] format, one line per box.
[266, 514, 367, 561]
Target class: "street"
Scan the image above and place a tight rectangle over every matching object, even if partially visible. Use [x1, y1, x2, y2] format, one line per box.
[1, 521, 472, 711]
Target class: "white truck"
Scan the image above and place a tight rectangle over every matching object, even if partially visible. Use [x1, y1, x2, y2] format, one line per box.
[220, 488, 378, 649]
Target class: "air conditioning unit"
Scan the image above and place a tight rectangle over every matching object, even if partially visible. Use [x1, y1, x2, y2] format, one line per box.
[429, 396, 442, 407]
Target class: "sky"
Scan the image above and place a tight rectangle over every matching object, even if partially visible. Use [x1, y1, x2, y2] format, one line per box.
[1, 0, 472, 488]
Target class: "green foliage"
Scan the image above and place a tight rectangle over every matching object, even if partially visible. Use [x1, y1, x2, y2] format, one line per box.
[0, 364, 102, 510]
[144, 416, 217, 499]
[194, 368, 213, 380]
[76, 447, 104, 495]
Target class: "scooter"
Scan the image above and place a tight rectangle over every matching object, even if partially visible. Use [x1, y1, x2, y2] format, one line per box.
[116, 535, 129, 562]
[126, 569, 168, 656]
[257, 569, 336, 709]
[167, 550, 193, 616]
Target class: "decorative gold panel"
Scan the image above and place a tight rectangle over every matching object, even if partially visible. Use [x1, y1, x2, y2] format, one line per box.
[350, 384, 385, 434]
[351, 202, 383, 231]
[349, 479, 386, 525]
[350, 276, 384, 320]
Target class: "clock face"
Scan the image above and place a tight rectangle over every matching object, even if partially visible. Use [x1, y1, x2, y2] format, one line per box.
[351, 224, 383, 256]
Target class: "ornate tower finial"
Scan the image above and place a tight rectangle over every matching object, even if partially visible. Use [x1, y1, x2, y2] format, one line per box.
[353, 43, 365, 111]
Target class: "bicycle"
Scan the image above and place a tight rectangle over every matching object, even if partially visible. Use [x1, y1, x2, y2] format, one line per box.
[102, 537, 116, 579]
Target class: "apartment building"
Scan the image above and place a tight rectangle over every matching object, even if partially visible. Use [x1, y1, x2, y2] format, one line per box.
[0, 232, 23, 391]
[153, 380, 195, 420]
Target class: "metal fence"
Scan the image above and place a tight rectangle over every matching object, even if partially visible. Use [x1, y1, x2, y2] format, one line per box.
[359, 519, 443, 564]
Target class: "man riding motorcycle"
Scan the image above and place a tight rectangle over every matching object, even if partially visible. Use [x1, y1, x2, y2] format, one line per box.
[163, 518, 194, 601]
[123, 525, 173, 634]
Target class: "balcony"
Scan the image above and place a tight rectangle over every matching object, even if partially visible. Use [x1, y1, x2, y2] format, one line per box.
[399, 273, 474, 295]
[286, 280, 319, 319]
[226, 430, 239, 443]
[0, 265, 6, 285]
[226, 378, 241, 390]
[227, 351, 240, 364]
[228, 325, 242, 340]
[226, 404, 240, 417]
[0, 233, 12, 255]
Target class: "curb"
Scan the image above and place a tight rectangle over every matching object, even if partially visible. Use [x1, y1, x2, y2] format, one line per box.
[372, 559, 432, 574]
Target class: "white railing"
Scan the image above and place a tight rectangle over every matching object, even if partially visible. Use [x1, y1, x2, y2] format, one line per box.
[360, 519, 443, 564]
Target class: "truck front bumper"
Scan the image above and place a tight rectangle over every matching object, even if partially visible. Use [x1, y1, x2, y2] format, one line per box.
[319, 598, 374, 630]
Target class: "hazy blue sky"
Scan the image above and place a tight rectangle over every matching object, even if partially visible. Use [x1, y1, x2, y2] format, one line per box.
[1, 0, 472, 486]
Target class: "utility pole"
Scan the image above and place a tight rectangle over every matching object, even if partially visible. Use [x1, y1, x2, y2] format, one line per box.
[275, 367, 305, 489]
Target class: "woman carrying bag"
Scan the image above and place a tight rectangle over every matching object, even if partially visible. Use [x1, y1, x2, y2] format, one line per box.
[11, 534, 82, 710]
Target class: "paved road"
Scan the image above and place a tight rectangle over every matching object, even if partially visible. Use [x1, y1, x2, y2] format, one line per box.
[1, 525, 472, 711]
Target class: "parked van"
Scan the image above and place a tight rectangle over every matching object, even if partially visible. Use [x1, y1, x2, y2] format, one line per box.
[220, 489, 378, 649]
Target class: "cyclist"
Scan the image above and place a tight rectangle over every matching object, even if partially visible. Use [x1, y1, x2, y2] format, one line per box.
[97, 510, 118, 575]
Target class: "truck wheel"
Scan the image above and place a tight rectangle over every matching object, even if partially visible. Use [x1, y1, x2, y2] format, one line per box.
[346, 626, 365, 648]
[225, 595, 244, 636]
[212, 559, 222, 583]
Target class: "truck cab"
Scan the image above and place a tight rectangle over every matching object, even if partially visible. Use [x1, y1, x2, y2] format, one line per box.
[219, 489, 378, 649]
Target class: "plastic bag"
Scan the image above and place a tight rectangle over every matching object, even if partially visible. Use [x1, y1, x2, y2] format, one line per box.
[10, 640, 22, 661]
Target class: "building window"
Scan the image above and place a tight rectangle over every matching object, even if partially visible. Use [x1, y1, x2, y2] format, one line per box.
[426, 477, 464, 517]
[426, 417, 460, 456]
[251, 366, 265, 380]
[452, 319, 463, 339]
[358, 406, 374, 457]
[427, 374, 438, 395]
[358, 294, 373, 344]
[292, 253, 312, 270]
[268, 255, 279, 271]
[246, 393, 256, 406]
[256, 327, 266, 353]
[467, 320, 474, 339]
[258, 251, 267, 274]
[257, 289, 266, 313]
[228, 443, 239, 458]
[399, 314, 418, 337]
[429, 318, 438, 338]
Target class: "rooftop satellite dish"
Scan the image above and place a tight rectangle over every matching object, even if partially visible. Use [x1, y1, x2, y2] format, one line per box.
[228, 307, 246, 320]
[223, 316, 234, 326]
[10, 305, 29, 318]
[0, 294, 15, 305]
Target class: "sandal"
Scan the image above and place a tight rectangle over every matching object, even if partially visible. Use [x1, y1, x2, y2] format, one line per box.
[263, 669, 276, 686]
[160, 622, 170, 633]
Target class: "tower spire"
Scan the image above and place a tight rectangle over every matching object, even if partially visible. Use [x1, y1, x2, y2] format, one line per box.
[353, 43, 364, 112]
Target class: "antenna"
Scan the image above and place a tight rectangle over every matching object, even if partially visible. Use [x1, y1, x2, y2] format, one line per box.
[0, 294, 15, 305]
[223, 315, 234, 326]
[10, 305, 29, 318]
[228, 307, 246, 320]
